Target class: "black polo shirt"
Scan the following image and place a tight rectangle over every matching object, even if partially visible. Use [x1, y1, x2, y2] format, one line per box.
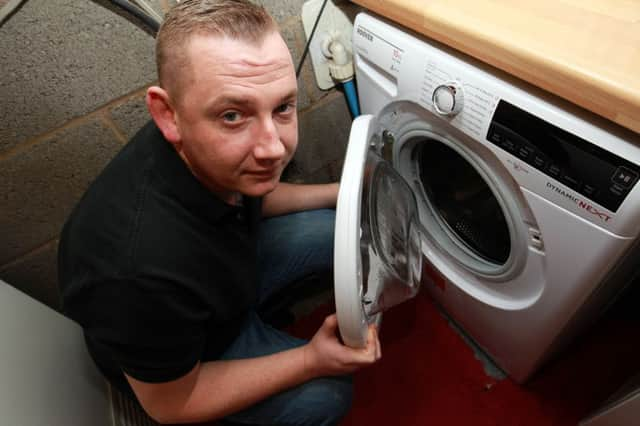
[58, 121, 261, 394]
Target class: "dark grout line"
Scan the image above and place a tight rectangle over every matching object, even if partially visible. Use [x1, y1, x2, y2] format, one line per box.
[0, 238, 59, 273]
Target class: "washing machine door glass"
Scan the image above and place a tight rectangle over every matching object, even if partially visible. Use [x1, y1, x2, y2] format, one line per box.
[334, 115, 423, 348]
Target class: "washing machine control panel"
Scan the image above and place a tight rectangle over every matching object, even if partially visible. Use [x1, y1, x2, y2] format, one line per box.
[486, 100, 640, 213]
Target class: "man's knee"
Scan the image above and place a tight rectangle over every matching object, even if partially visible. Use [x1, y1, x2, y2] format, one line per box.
[288, 376, 353, 425]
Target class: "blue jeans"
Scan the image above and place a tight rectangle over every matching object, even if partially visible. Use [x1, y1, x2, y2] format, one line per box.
[221, 209, 352, 426]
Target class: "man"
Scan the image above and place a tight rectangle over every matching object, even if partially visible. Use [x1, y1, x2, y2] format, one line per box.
[58, 0, 380, 425]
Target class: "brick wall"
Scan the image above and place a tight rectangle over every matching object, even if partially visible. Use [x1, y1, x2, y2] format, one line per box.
[0, 0, 360, 310]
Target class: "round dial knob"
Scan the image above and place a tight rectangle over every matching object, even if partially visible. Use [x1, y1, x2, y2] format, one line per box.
[432, 83, 464, 116]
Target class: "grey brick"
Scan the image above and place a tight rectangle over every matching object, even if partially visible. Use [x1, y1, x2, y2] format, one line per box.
[281, 158, 306, 183]
[109, 92, 151, 141]
[0, 118, 123, 264]
[279, 19, 314, 112]
[298, 54, 331, 105]
[0, 242, 60, 311]
[258, 0, 305, 26]
[294, 92, 352, 180]
[283, 155, 343, 184]
[299, 157, 343, 184]
[0, 0, 156, 153]
[282, 1, 327, 102]
[317, 157, 344, 182]
[280, 18, 303, 65]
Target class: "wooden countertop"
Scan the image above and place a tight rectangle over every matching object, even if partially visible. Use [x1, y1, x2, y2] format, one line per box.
[350, 0, 640, 134]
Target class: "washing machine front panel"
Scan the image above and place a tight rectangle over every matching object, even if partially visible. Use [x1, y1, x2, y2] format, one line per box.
[334, 115, 422, 348]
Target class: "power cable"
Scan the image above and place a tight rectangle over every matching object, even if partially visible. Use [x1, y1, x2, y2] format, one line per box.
[106, 0, 160, 33]
[131, 0, 163, 24]
[296, 0, 329, 78]
[0, 0, 28, 27]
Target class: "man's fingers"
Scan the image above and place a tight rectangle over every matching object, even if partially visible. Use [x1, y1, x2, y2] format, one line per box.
[353, 324, 380, 363]
[320, 314, 339, 337]
[323, 313, 338, 329]
[370, 325, 381, 359]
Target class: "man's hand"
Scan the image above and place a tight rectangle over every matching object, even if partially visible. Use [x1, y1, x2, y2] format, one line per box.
[303, 314, 381, 377]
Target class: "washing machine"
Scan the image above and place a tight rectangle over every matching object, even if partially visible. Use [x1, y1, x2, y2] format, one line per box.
[334, 12, 640, 383]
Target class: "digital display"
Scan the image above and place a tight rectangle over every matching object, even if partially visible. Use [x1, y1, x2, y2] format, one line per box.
[487, 100, 639, 212]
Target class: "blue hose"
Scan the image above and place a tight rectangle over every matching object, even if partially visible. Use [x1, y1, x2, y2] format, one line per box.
[342, 78, 360, 118]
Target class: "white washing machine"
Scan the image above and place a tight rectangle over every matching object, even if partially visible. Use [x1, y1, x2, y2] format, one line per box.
[334, 12, 640, 383]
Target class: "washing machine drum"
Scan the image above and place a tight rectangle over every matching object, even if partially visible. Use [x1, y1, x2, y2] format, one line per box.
[417, 140, 511, 265]
[334, 114, 423, 348]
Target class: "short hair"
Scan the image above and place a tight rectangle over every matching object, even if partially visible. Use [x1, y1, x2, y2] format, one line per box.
[156, 0, 278, 99]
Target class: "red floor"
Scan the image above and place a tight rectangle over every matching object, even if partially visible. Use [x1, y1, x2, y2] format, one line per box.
[290, 290, 640, 425]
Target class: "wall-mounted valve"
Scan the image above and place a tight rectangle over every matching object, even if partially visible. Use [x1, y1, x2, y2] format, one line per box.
[323, 36, 354, 83]
[301, 0, 355, 90]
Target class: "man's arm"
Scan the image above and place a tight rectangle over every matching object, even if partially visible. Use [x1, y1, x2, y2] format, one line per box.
[262, 182, 339, 217]
[126, 314, 380, 424]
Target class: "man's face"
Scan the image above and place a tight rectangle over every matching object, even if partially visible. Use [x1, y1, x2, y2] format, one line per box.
[170, 31, 298, 201]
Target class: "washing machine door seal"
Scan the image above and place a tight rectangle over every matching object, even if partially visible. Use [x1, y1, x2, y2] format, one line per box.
[334, 115, 423, 348]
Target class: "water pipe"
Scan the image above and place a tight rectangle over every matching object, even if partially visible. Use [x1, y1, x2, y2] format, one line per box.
[324, 37, 360, 118]
[342, 79, 360, 118]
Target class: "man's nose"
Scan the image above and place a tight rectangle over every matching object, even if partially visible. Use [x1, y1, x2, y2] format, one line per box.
[254, 117, 285, 159]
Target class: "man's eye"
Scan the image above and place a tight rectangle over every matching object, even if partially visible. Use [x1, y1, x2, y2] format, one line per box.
[276, 103, 295, 114]
[222, 111, 241, 122]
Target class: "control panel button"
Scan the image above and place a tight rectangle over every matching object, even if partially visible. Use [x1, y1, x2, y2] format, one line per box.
[432, 82, 464, 116]
[582, 184, 599, 197]
[561, 173, 581, 190]
[609, 184, 625, 197]
[612, 166, 639, 188]
[547, 164, 561, 178]
[489, 128, 503, 144]
[517, 145, 535, 161]
[532, 154, 547, 169]
[502, 138, 518, 153]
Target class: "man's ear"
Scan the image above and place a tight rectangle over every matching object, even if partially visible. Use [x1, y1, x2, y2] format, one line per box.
[146, 86, 181, 146]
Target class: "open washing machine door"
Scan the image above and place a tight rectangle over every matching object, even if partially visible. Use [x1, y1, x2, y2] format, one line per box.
[334, 114, 423, 348]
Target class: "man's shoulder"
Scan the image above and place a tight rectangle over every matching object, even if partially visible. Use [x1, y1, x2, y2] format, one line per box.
[58, 121, 169, 275]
